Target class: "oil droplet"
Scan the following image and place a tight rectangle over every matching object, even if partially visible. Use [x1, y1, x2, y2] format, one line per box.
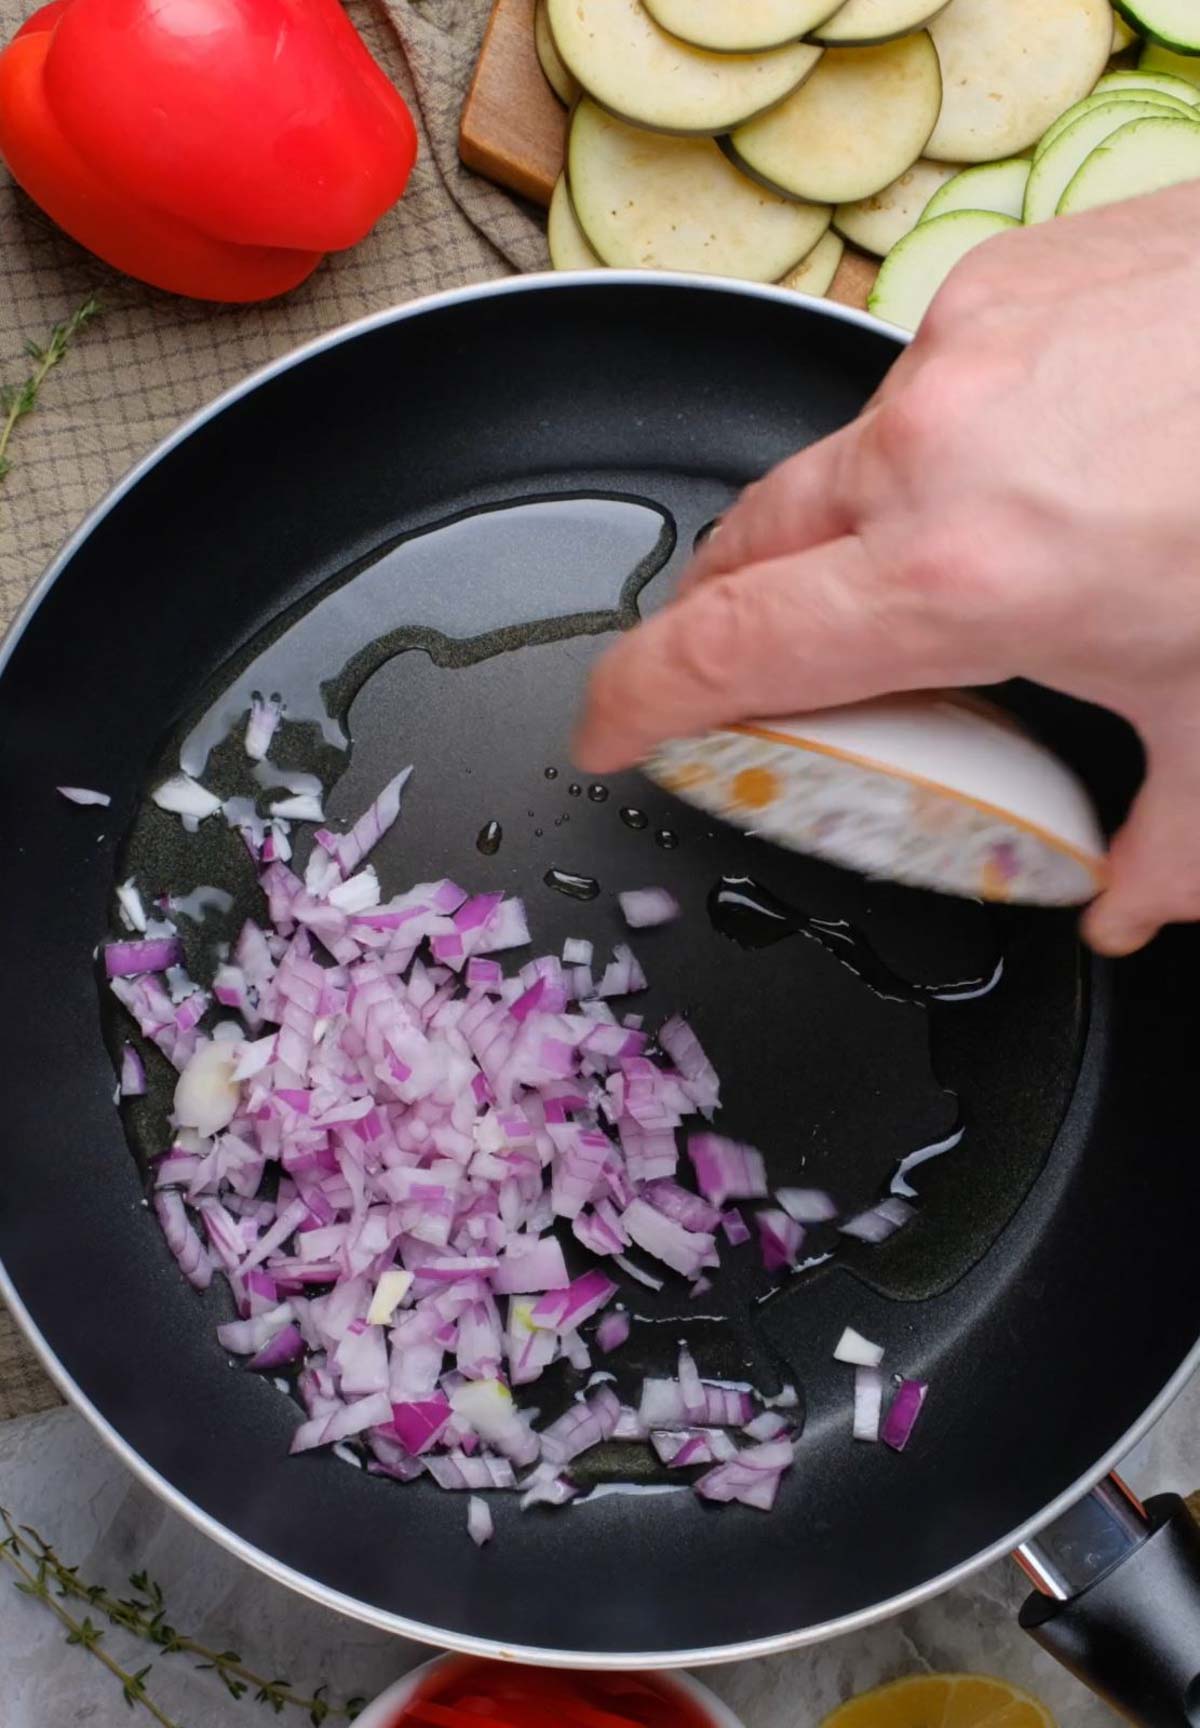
[619, 806, 648, 831]
[527, 809, 535, 818]
[535, 828, 544, 838]
[568, 783, 583, 798]
[554, 816, 565, 828]
[544, 867, 601, 902]
[655, 828, 679, 850]
[587, 784, 610, 804]
[544, 766, 559, 780]
[476, 820, 502, 856]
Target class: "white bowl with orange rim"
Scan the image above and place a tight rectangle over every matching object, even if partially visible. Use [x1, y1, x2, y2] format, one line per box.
[646, 692, 1107, 906]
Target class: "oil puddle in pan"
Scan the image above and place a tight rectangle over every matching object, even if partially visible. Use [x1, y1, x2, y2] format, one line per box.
[106, 481, 1087, 1494]
[178, 494, 676, 779]
[708, 875, 1004, 1005]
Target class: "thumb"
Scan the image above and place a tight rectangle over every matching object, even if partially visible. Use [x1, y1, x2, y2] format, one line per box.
[574, 535, 946, 774]
[1083, 744, 1200, 956]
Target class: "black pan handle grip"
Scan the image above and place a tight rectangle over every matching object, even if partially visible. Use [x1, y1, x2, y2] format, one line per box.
[1019, 1483, 1200, 1727]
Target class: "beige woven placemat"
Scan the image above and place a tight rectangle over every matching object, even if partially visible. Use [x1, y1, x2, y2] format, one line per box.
[0, 0, 544, 1417]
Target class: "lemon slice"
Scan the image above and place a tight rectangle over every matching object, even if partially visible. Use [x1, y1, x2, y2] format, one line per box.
[821, 1673, 1055, 1728]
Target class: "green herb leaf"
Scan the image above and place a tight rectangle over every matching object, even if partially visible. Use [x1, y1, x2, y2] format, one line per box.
[0, 295, 102, 486]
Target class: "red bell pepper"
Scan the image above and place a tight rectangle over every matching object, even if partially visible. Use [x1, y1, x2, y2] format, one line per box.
[0, 0, 417, 301]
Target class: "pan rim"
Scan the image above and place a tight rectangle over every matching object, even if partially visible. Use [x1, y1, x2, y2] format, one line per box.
[4, 269, 1190, 1667]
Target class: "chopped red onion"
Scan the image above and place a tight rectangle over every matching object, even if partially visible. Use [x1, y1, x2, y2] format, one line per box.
[290, 1390, 392, 1454]
[688, 1134, 766, 1206]
[595, 1310, 630, 1354]
[840, 1197, 916, 1245]
[881, 1378, 928, 1451]
[270, 792, 325, 823]
[677, 1344, 706, 1421]
[596, 944, 648, 999]
[116, 878, 148, 932]
[519, 1462, 578, 1510]
[613, 1254, 664, 1291]
[118, 757, 889, 1523]
[639, 1376, 753, 1429]
[756, 1209, 804, 1273]
[57, 785, 111, 807]
[530, 1270, 617, 1331]
[426, 1451, 514, 1492]
[891, 1128, 965, 1199]
[643, 1179, 722, 1235]
[217, 1302, 294, 1355]
[153, 1191, 213, 1290]
[651, 1427, 739, 1467]
[621, 1198, 714, 1279]
[618, 888, 681, 930]
[467, 1495, 494, 1546]
[119, 1045, 146, 1097]
[492, 1236, 570, 1295]
[152, 774, 222, 822]
[658, 1017, 720, 1118]
[245, 695, 283, 762]
[104, 937, 183, 979]
[834, 1327, 884, 1368]
[853, 1366, 884, 1442]
[248, 1324, 305, 1372]
[540, 1384, 621, 1464]
[720, 1208, 751, 1246]
[392, 1396, 452, 1454]
[742, 1411, 790, 1443]
[694, 1439, 793, 1511]
[776, 1187, 837, 1225]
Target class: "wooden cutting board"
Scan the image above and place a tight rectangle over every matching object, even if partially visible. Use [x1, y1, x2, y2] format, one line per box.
[459, 0, 878, 312]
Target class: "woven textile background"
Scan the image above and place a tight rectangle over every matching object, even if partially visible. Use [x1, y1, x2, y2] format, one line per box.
[0, 0, 544, 1416]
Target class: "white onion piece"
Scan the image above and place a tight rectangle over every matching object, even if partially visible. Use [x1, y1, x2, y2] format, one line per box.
[245, 695, 282, 762]
[270, 792, 325, 823]
[619, 888, 681, 929]
[467, 1495, 495, 1546]
[776, 1187, 837, 1224]
[368, 1269, 414, 1326]
[116, 878, 148, 933]
[58, 785, 111, 807]
[153, 774, 222, 821]
[834, 1326, 884, 1368]
[853, 1366, 884, 1442]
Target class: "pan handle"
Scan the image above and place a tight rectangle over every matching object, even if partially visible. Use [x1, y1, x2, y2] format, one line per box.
[1017, 1475, 1200, 1726]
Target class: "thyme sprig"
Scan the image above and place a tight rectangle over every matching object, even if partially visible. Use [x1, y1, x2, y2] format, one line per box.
[1, 1508, 365, 1723]
[0, 295, 102, 483]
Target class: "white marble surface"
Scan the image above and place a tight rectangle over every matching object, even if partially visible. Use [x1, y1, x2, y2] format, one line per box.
[3, 1379, 1198, 1728]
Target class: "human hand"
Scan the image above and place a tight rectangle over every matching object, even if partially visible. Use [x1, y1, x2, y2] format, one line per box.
[574, 182, 1200, 955]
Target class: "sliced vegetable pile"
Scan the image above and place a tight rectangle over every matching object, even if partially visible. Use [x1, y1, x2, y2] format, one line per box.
[536, 0, 1200, 332]
[103, 719, 933, 1536]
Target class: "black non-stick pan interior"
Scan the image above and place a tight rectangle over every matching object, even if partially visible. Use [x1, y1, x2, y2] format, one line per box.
[1, 279, 1198, 1660]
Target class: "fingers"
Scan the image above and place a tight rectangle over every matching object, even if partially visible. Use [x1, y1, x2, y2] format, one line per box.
[575, 535, 939, 773]
[681, 421, 861, 596]
[1082, 754, 1200, 956]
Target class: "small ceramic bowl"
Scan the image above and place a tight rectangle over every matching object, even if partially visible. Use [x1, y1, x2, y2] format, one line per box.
[354, 1653, 746, 1728]
[646, 692, 1108, 906]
